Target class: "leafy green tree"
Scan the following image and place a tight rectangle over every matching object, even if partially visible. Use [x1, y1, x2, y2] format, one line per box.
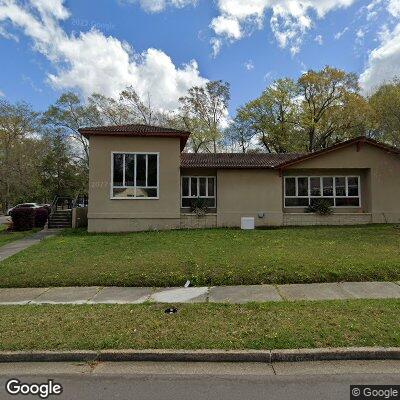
[43, 92, 101, 166]
[368, 79, 400, 147]
[0, 100, 41, 211]
[38, 131, 87, 200]
[236, 78, 302, 153]
[223, 117, 258, 153]
[298, 66, 368, 151]
[179, 81, 230, 153]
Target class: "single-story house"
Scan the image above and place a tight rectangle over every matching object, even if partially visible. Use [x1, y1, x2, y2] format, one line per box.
[79, 124, 400, 232]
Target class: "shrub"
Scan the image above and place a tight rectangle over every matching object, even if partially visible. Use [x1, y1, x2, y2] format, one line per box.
[10, 207, 35, 231]
[305, 200, 333, 216]
[190, 198, 209, 217]
[35, 207, 49, 228]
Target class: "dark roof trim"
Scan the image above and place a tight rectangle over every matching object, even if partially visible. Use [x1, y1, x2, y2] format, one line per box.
[277, 136, 400, 170]
[79, 124, 191, 150]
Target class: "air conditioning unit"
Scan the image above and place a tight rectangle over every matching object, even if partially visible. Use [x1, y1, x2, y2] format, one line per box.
[241, 217, 255, 230]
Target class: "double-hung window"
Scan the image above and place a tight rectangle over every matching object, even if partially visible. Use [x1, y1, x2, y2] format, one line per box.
[181, 176, 216, 208]
[112, 152, 159, 199]
[284, 176, 361, 208]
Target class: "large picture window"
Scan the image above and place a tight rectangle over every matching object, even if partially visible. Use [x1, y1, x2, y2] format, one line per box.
[112, 152, 159, 199]
[181, 176, 216, 208]
[284, 176, 361, 208]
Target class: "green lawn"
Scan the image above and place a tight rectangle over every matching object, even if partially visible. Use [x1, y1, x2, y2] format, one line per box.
[0, 300, 399, 351]
[0, 225, 400, 288]
[0, 224, 36, 248]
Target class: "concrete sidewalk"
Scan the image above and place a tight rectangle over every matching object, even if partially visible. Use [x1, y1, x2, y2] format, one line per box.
[0, 229, 60, 262]
[0, 281, 400, 305]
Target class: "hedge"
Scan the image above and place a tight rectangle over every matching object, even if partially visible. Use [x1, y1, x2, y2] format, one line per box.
[34, 208, 49, 228]
[10, 207, 35, 231]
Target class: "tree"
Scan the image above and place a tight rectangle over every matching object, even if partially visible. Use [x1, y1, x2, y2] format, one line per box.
[43, 92, 101, 167]
[298, 66, 368, 151]
[368, 79, 400, 147]
[224, 117, 258, 153]
[236, 78, 302, 153]
[0, 100, 41, 211]
[179, 81, 230, 153]
[38, 131, 87, 200]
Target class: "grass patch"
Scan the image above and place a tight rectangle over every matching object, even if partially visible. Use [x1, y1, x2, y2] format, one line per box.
[1, 225, 400, 288]
[0, 300, 399, 351]
[0, 224, 37, 248]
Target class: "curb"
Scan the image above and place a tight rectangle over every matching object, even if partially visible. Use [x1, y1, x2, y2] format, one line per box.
[0, 348, 399, 364]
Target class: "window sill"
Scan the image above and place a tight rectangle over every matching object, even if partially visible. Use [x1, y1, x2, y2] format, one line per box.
[110, 197, 159, 200]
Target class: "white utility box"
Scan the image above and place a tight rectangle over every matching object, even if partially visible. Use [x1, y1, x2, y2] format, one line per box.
[241, 217, 255, 230]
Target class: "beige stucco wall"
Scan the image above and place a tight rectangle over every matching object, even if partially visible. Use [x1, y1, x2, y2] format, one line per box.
[88, 135, 181, 232]
[216, 169, 283, 227]
[284, 143, 400, 223]
[88, 138, 400, 232]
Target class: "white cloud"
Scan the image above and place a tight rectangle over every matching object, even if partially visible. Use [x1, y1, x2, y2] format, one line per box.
[210, 37, 222, 57]
[388, 0, 400, 17]
[211, 15, 242, 39]
[314, 34, 323, 45]
[359, 0, 400, 93]
[356, 28, 365, 38]
[334, 26, 349, 39]
[0, 0, 207, 110]
[244, 60, 254, 70]
[211, 0, 357, 54]
[360, 23, 400, 93]
[0, 89, 4, 97]
[122, 0, 197, 13]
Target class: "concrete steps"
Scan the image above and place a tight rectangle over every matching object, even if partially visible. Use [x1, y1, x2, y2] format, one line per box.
[49, 210, 72, 229]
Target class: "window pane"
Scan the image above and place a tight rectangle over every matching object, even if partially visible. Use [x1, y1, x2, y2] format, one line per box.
[323, 177, 334, 196]
[113, 188, 135, 198]
[182, 198, 192, 208]
[136, 155, 146, 186]
[310, 177, 321, 196]
[335, 177, 346, 196]
[297, 178, 309, 196]
[348, 177, 359, 196]
[147, 155, 158, 187]
[125, 154, 135, 187]
[199, 178, 207, 196]
[190, 177, 198, 197]
[113, 154, 123, 187]
[285, 178, 296, 196]
[204, 198, 215, 208]
[182, 177, 189, 197]
[208, 178, 215, 197]
[136, 188, 158, 198]
[336, 197, 360, 207]
[311, 197, 334, 207]
[285, 198, 309, 207]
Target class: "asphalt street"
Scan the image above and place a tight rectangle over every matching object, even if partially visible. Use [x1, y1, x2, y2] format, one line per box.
[0, 361, 399, 400]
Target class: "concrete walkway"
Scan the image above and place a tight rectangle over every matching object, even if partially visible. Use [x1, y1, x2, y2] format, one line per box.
[0, 229, 60, 262]
[1, 281, 400, 305]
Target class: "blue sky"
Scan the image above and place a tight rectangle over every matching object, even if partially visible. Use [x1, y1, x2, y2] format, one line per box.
[0, 0, 399, 115]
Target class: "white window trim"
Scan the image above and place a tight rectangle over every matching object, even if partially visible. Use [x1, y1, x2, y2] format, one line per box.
[284, 175, 361, 208]
[181, 176, 217, 208]
[110, 152, 160, 200]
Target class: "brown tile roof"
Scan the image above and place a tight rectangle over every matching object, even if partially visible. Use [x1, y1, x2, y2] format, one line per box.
[181, 152, 304, 169]
[79, 124, 191, 150]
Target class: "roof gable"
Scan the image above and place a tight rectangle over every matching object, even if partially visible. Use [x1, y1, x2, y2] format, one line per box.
[277, 137, 400, 169]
